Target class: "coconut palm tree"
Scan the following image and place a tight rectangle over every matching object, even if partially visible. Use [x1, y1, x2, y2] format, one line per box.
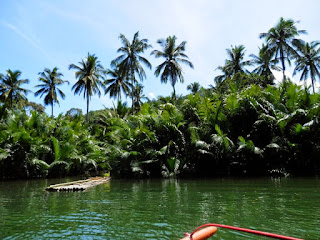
[132, 83, 148, 112]
[0, 69, 30, 108]
[114, 32, 152, 111]
[259, 17, 306, 81]
[292, 40, 320, 93]
[69, 53, 104, 121]
[250, 44, 280, 86]
[213, 65, 229, 90]
[221, 45, 251, 77]
[214, 45, 251, 92]
[35, 67, 69, 117]
[104, 61, 132, 106]
[151, 35, 194, 99]
[187, 82, 200, 94]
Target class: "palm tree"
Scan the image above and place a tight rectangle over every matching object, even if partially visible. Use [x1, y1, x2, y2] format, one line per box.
[0, 69, 30, 107]
[69, 53, 104, 121]
[132, 83, 148, 112]
[114, 32, 152, 110]
[151, 35, 194, 99]
[250, 44, 280, 86]
[35, 67, 69, 117]
[104, 61, 132, 106]
[187, 82, 200, 94]
[259, 17, 306, 81]
[293, 40, 320, 93]
[213, 45, 250, 92]
[213, 65, 229, 88]
[221, 45, 251, 77]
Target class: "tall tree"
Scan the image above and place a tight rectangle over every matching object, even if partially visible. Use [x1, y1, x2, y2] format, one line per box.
[214, 45, 250, 92]
[187, 82, 200, 94]
[132, 83, 148, 112]
[151, 35, 194, 99]
[69, 53, 104, 121]
[214, 65, 229, 88]
[293, 40, 320, 93]
[221, 45, 251, 77]
[35, 67, 69, 117]
[104, 61, 132, 106]
[0, 69, 30, 108]
[114, 31, 152, 111]
[259, 17, 306, 81]
[250, 44, 280, 86]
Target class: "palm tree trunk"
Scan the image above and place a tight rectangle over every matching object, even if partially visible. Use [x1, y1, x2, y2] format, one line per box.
[131, 81, 134, 114]
[86, 95, 89, 122]
[172, 84, 176, 101]
[280, 55, 288, 92]
[282, 67, 286, 81]
[280, 49, 286, 82]
[312, 77, 315, 94]
[117, 93, 120, 108]
[51, 103, 54, 118]
[9, 94, 12, 108]
[131, 69, 135, 114]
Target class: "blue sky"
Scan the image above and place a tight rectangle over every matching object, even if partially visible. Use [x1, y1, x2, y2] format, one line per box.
[1, 0, 320, 116]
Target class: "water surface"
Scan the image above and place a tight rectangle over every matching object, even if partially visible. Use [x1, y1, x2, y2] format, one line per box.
[0, 178, 319, 239]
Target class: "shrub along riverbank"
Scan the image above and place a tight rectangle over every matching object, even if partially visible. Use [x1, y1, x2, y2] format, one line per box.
[1, 78, 319, 179]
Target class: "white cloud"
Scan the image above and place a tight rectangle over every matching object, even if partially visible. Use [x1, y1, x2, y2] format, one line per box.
[148, 92, 155, 99]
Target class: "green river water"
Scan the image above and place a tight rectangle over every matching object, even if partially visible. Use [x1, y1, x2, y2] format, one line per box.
[0, 178, 319, 240]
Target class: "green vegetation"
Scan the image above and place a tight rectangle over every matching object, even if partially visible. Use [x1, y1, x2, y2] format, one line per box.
[35, 67, 69, 117]
[0, 109, 109, 179]
[292, 40, 320, 93]
[114, 32, 152, 112]
[0, 69, 30, 108]
[151, 35, 194, 100]
[1, 17, 320, 179]
[69, 53, 105, 122]
[104, 61, 131, 106]
[259, 17, 306, 81]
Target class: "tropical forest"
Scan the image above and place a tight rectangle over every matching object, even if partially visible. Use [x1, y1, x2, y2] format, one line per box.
[1, 17, 320, 180]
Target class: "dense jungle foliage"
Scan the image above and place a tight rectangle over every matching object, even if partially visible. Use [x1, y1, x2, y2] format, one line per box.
[1, 17, 320, 179]
[1, 79, 320, 179]
[95, 80, 320, 178]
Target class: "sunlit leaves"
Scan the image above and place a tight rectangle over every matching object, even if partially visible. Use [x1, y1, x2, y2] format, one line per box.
[0, 109, 110, 179]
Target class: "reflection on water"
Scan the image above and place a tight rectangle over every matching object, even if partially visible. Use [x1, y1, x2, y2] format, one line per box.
[0, 178, 319, 239]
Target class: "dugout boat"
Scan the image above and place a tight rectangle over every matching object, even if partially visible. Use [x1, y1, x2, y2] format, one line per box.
[180, 223, 304, 240]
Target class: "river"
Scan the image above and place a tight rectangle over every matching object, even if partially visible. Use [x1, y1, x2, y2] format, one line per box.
[0, 178, 319, 239]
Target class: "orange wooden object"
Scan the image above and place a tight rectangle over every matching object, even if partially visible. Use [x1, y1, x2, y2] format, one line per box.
[180, 226, 217, 240]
